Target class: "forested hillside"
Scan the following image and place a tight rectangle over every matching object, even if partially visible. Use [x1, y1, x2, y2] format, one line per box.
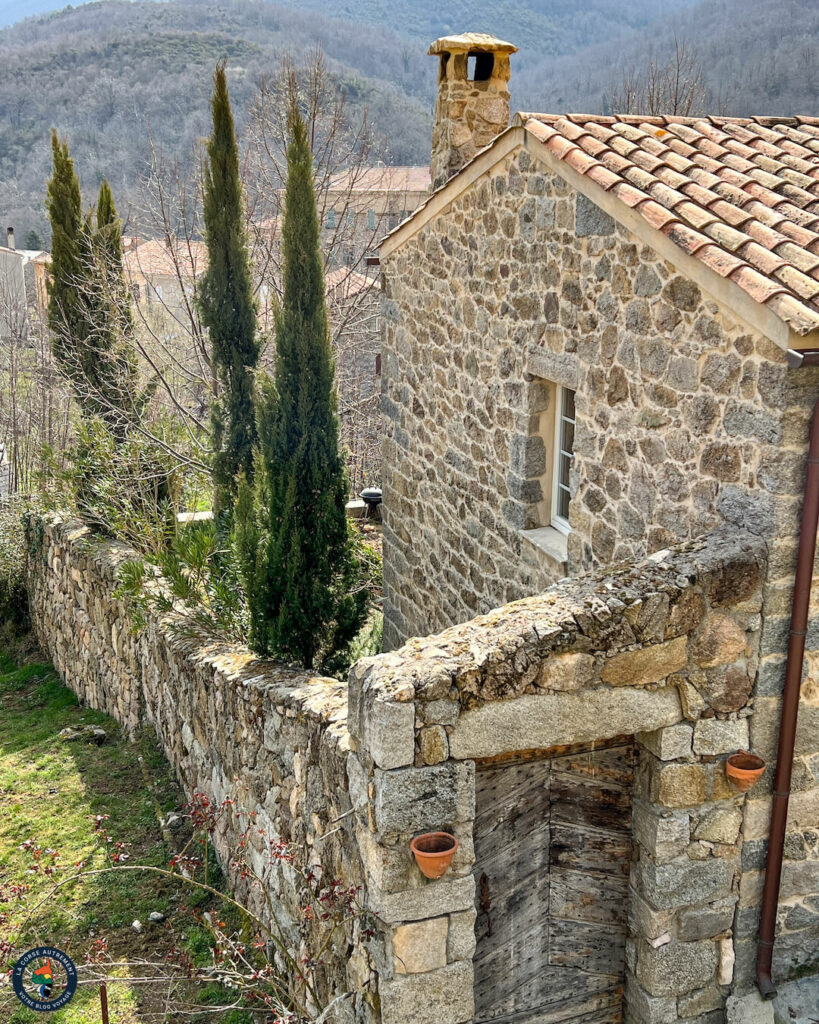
[0, 0, 437, 242]
[282, 0, 698, 56]
[1, 0, 816, 244]
[518, 0, 819, 116]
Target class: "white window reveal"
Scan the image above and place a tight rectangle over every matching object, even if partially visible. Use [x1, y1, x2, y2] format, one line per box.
[518, 379, 576, 574]
[552, 386, 575, 533]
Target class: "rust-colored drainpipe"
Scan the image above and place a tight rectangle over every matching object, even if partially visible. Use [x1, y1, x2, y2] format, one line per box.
[756, 390, 819, 998]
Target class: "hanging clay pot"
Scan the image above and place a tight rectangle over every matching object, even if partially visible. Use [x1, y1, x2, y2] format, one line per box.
[410, 832, 458, 879]
[726, 750, 766, 792]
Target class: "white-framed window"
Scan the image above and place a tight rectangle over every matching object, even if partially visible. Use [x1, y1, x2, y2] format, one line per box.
[551, 386, 575, 534]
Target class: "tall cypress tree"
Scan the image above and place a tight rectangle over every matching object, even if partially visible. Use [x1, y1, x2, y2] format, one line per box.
[238, 94, 367, 669]
[46, 138, 137, 431]
[46, 130, 85, 384]
[94, 178, 139, 429]
[198, 62, 259, 517]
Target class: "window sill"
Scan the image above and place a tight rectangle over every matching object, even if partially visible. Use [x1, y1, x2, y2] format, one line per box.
[521, 526, 569, 575]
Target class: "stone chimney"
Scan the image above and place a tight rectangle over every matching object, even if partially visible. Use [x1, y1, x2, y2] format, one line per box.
[428, 33, 517, 191]
[6, 227, 15, 250]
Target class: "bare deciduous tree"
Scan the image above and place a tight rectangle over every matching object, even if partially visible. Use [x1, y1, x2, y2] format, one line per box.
[611, 36, 710, 116]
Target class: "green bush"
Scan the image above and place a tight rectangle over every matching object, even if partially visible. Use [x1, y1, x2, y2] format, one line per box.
[0, 494, 48, 631]
[67, 418, 183, 556]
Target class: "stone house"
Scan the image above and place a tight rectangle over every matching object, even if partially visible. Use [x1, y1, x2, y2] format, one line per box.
[0, 227, 46, 339]
[322, 166, 431, 266]
[21, 34, 819, 1024]
[368, 30, 819, 1024]
[123, 237, 208, 314]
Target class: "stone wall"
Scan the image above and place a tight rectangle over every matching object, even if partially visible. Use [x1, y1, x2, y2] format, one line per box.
[379, 142, 819, 651]
[25, 516, 819, 1022]
[344, 526, 819, 1024]
[26, 516, 376, 1023]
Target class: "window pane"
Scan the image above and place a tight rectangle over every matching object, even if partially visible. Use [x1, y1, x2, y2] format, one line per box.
[555, 387, 575, 522]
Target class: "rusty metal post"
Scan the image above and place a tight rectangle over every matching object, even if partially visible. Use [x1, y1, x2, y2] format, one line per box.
[99, 982, 110, 1024]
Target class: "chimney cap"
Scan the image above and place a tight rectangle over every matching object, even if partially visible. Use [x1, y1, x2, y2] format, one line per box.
[428, 33, 518, 56]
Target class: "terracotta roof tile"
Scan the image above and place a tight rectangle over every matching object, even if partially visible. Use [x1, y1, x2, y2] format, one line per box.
[662, 220, 711, 255]
[776, 241, 819, 274]
[518, 112, 819, 334]
[600, 150, 637, 176]
[775, 263, 819, 302]
[624, 164, 660, 191]
[698, 244, 747, 278]
[745, 218, 790, 249]
[736, 240, 788, 277]
[563, 147, 600, 175]
[611, 181, 647, 208]
[703, 221, 751, 252]
[585, 164, 621, 191]
[730, 265, 788, 304]
[637, 200, 678, 231]
[673, 200, 719, 232]
[707, 198, 753, 229]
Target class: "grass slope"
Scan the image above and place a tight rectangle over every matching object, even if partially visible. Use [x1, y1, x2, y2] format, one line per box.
[0, 648, 244, 1022]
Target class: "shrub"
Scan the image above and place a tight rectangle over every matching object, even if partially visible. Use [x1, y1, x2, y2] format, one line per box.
[0, 494, 48, 631]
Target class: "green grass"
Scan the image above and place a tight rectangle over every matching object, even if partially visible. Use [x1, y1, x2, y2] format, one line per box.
[0, 646, 251, 1023]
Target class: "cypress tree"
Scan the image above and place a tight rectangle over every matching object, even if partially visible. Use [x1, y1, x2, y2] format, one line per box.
[46, 137, 137, 431]
[46, 130, 85, 386]
[240, 94, 367, 670]
[198, 62, 260, 517]
[93, 178, 139, 429]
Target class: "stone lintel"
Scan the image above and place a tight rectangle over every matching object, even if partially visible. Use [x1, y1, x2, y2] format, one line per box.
[448, 685, 682, 759]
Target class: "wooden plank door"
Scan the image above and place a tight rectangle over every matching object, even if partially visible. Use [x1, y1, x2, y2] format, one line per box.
[473, 743, 634, 1024]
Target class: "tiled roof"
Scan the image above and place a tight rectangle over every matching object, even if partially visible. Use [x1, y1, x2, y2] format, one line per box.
[518, 114, 819, 336]
[328, 166, 430, 194]
[325, 268, 375, 298]
[124, 239, 208, 279]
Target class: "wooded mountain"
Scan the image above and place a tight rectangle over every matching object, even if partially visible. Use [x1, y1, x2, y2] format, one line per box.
[1, 0, 816, 244]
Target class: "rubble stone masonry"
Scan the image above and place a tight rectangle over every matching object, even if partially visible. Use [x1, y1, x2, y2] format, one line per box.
[380, 145, 819, 653]
[26, 516, 819, 1023]
[26, 517, 376, 1024]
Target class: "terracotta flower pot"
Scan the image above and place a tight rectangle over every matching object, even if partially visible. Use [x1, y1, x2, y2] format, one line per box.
[410, 832, 458, 879]
[726, 750, 766, 792]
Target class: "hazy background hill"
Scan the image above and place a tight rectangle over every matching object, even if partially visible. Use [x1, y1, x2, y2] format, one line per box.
[1, 0, 816, 244]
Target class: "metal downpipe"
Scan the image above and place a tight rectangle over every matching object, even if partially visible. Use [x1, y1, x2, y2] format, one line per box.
[756, 395, 819, 998]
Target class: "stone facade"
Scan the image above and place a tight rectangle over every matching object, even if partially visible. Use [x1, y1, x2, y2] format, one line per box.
[26, 516, 376, 1024]
[380, 141, 819, 653]
[379, 124, 819, 1015]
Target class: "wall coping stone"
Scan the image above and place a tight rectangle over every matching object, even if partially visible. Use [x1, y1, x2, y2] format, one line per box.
[350, 526, 767, 765]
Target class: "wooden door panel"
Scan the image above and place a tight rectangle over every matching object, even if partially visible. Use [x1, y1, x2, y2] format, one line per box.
[547, 917, 627, 973]
[548, 824, 631, 876]
[474, 743, 634, 1024]
[548, 867, 629, 926]
[474, 866, 549, 947]
[475, 963, 622, 1024]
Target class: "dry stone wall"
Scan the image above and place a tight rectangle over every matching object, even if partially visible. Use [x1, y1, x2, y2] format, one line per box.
[26, 516, 376, 1024]
[25, 519, 819, 1022]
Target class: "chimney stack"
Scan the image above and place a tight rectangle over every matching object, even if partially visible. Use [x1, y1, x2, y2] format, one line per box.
[428, 33, 517, 191]
[6, 227, 15, 251]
